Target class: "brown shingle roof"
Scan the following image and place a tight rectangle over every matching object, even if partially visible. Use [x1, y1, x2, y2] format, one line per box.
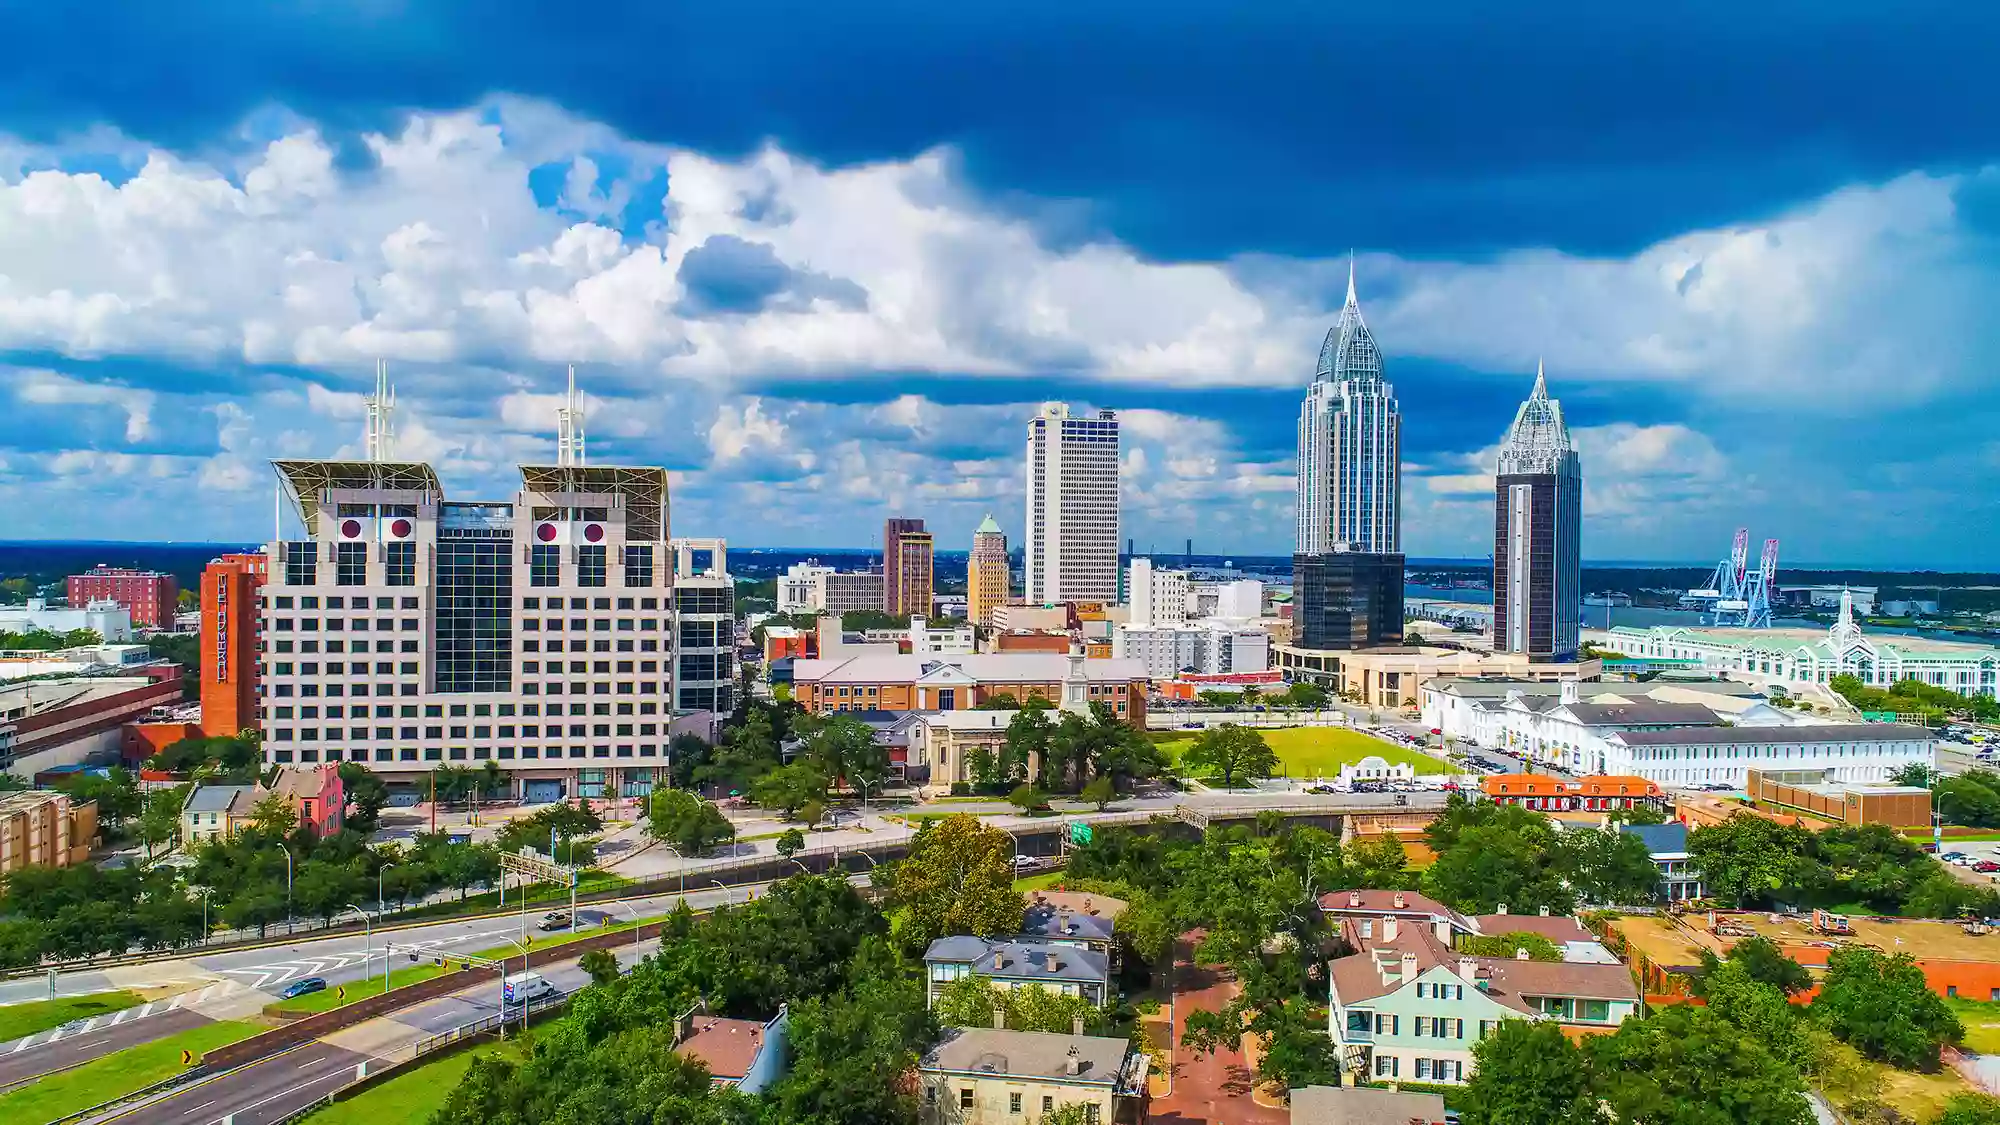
[674, 1016, 770, 1081]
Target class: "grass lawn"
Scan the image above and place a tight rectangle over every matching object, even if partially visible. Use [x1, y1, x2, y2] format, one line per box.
[1153, 726, 1451, 781]
[304, 1042, 519, 1125]
[0, 1020, 261, 1122]
[1819, 1040, 1983, 1122]
[0, 990, 143, 1042]
[1948, 998, 2000, 1054]
[395, 870, 634, 920]
[268, 965, 445, 1015]
[1014, 871, 1067, 893]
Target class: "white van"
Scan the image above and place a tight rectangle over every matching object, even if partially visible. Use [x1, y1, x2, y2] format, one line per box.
[503, 971, 557, 1006]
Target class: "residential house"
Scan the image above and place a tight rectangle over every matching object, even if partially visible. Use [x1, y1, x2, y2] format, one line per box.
[919, 1026, 1148, 1124]
[671, 1005, 789, 1094]
[1323, 898, 1640, 1085]
[1289, 1084, 1448, 1125]
[1021, 891, 1124, 971]
[925, 936, 1112, 1009]
[1319, 890, 1477, 947]
[1619, 822, 1705, 902]
[180, 783, 263, 843]
[273, 764, 344, 837]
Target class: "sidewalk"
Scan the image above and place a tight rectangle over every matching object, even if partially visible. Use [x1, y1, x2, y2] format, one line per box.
[1145, 937, 1286, 1125]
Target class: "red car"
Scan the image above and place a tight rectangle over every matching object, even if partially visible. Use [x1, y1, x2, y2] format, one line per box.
[1975, 861, 2000, 873]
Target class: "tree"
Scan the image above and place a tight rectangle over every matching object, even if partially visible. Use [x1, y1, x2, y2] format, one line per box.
[934, 977, 1103, 1035]
[1342, 836, 1411, 889]
[138, 788, 183, 858]
[1696, 959, 1833, 1074]
[1557, 827, 1665, 905]
[1403, 629, 1427, 646]
[1586, 1003, 1812, 1125]
[804, 715, 883, 789]
[1081, 703, 1165, 790]
[1460, 931, 1564, 961]
[248, 791, 299, 838]
[751, 762, 829, 819]
[1813, 947, 1964, 1069]
[647, 790, 736, 857]
[1695, 935, 1812, 996]
[1037, 1107, 1094, 1125]
[1179, 724, 1277, 788]
[337, 762, 389, 832]
[1008, 784, 1049, 813]
[776, 828, 807, 861]
[1687, 814, 1812, 908]
[1604, 802, 1669, 826]
[1080, 776, 1117, 811]
[1282, 680, 1329, 709]
[1938, 1094, 2000, 1125]
[1892, 761, 1938, 788]
[1421, 798, 1574, 914]
[64, 768, 142, 829]
[1005, 705, 1054, 787]
[977, 693, 1021, 711]
[1459, 1020, 1603, 1125]
[666, 732, 714, 790]
[882, 814, 1022, 950]
[579, 948, 620, 987]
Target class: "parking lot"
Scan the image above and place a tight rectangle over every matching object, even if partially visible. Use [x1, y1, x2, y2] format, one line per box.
[1937, 840, 2000, 881]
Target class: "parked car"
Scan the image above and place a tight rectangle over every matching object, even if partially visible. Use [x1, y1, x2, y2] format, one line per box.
[1013, 854, 1037, 868]
[278, 976, 327, 999]
[1974, 861, 2000, 873]
[538, 911, 572, 931]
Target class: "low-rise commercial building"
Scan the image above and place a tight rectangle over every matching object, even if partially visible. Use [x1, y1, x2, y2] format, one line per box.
[1742, 768, 1933, 828]
[920, 1026, 1149, 1125]
[0, 790, 98, 871]
[1479, 774, 1666, 813]
[0, 599, 134, 642]
[1277, 645, 1600, 709]
[0, 670, 184, 776]
[1112, 621, 1269, 678]
[68, 566, 178, 630]
[792, 650, 1148, 727]
[1610, 724, 1933, 790]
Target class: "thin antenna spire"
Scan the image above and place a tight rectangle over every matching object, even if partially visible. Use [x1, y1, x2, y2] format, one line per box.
[557, 365, 587, 467]
[1345, 250, 1357, 305]
[364, 359, 396, 462]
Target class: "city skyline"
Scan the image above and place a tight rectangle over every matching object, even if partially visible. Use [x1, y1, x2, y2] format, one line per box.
[0, 7, 1996, 567]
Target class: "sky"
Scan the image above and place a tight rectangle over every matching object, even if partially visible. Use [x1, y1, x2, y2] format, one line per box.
[1, 3, 1997, 567]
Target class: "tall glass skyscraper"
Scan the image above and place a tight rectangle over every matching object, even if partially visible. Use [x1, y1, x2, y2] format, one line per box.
[1293, 266, 1404, 651]
[1297, 266, 1400, 556]
[1493, 363, 1583, 661]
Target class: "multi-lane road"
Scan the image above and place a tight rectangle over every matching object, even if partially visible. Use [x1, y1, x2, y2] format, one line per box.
[88, 942, 644, 1125]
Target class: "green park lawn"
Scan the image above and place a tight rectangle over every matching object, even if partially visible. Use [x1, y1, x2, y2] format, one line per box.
[0, 990, 143, 1043]
[304, 1042, 517, 1125]
[1153, 725, 1451, 781]
[1947, 998, 2000, 1054]
[0, 1019, 261, 1122]
[1013, 870, 1067, 893]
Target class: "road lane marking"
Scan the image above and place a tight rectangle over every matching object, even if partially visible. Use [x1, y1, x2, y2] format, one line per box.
[202, 1061, 355, 1123]
[181, 1099, 216, 1116]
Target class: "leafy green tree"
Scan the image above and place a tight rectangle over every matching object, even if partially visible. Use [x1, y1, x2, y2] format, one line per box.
[1080, 775, 1117, 811]
[1082, 702, 1165, 790]
[776, 827, 807, 861]
[666, 732, 713, 790]
[935, 977, 1105, 1035]
[249, 790, 299, 837]
[647, 790, 736, 856]
[1695, 934, 1813, 996]
[138, 785, 186, 858]
[1604, 802, 1669, 826]
[1688, 814, 1813, 908]
[1587, 1003, 1812, 1125]
[579, 948, 620, 987]
[1557, 826, 1665, 905]
[1812, 947, 1964, 1069]
[1893, 761, 1938, 788]
[1037, 1106, 1094, 1125]
[337, 762, 389, 832]
[1008, 784, 1050, 812]
[1179, 723, 1277, 788]
[1460, 1021, 1602, 1125]
[63, 768, 142, 829]
[1342, 835, 1411, 889]
[880, 814, 1022, 950]
[1006, 704, 1055, 788]
[1938, 1093, 2000, 1124]
[804, 714, 884, 789]
[1283, 680, 1330, 709]
[765, 959, 934, 1125]
[977, 692, 1021, 710]
[1421, 797, 1574, 914]
[751, 762, 829, 819]
[1696, 959, 1834, 1074]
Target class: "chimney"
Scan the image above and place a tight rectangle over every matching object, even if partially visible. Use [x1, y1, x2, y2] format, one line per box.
[1072, 1016, 1086, 1037]
[1401, 952, 1418, 979]
[1497, 903, 1509, 915]
[1393, 893, 1407, 909]
[1383, 917, 1399, 942]
[1348, 892, 1362, 908]
[993, 951, 1005, 971]
[993, 1008, 1007, 1030]
[1058, 909, 1072, 933]
[1048, 953, 1063, 973]
[1064, 1046, 1081, 1076]
[1514, 947, 1531, 961]
[1458, 958, 1477, 980]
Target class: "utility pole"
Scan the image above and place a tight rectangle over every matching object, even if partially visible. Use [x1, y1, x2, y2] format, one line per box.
[429, 770, 437, 835]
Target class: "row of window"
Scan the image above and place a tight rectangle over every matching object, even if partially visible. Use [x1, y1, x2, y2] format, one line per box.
[272, 721, 669, 741]
[1371, 1056, 1464, 1082]
[269, 700, 663, 719]
[930, 1088, 1088, 1120]
[271, 618, 420, 631]
[270, 745, 664, 764]
[523, 618, 663, 631]
[271, 595, 421, 610]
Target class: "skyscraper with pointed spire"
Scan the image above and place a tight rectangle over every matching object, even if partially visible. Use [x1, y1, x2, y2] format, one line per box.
[1292, 263, 1405, 651]
[1493, 363, 1583, 661]
[968, 513, 1009, 627]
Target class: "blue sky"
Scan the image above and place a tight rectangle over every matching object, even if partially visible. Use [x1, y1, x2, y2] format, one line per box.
[1, 3, 1996, 566]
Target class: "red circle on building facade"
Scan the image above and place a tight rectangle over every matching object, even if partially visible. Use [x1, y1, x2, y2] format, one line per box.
[390, 518, 413, 538]
[583, 523, 605, 543]
[536, 523, 559, 542]
[340, 519, 362, 539]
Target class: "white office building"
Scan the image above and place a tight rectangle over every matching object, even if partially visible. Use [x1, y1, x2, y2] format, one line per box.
[1126, 559, 1190, 627]
[1025, 403, 1120, 605]
[1112, 621, 1270, 679]
[777, 563, 836, 614]
[254, 380, 728, 801]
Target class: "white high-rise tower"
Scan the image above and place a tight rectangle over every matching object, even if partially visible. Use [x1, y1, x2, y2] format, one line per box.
[1024, 402, 1120, 604]
[1296, 263, 1400, 555]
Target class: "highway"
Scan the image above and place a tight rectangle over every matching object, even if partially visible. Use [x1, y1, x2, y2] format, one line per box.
[0, 1004, 216, 1089]
[93, 942, 641, 1125]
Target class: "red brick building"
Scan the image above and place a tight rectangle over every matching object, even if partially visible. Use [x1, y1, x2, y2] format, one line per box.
[67, 566, 178, 629]
[200, 554, 267, 739]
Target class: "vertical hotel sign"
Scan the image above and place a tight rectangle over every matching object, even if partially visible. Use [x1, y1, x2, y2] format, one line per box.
[214, 582, 228, 682]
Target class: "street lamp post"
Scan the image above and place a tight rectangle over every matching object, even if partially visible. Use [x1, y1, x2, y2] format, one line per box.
[283, 849, 294, 934]
[503, 936, 532, 1033]
[378, 862, 397, 917]
[710, 879, 731, 906]
[854, 776, 884, 815]
[789, 859, 811, 877]
[609, 900, 642, 955]
[337, 904, 371, 979]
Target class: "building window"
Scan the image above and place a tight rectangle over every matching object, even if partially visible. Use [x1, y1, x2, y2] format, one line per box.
[530, 544, 561, 587]
[1009, 1092, 1021, 1114]
[577, 545, 607, 587]
[284, 541, 317, 586]
[623, 544, 653, 588]
[335, 541, 368, 586]
[385, 541, 417, 587]
[960, 1089, 973, 1110]
[435, 536, 513, 693]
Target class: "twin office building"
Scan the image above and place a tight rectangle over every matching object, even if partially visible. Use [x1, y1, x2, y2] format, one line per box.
[251, 455, 731, 801]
